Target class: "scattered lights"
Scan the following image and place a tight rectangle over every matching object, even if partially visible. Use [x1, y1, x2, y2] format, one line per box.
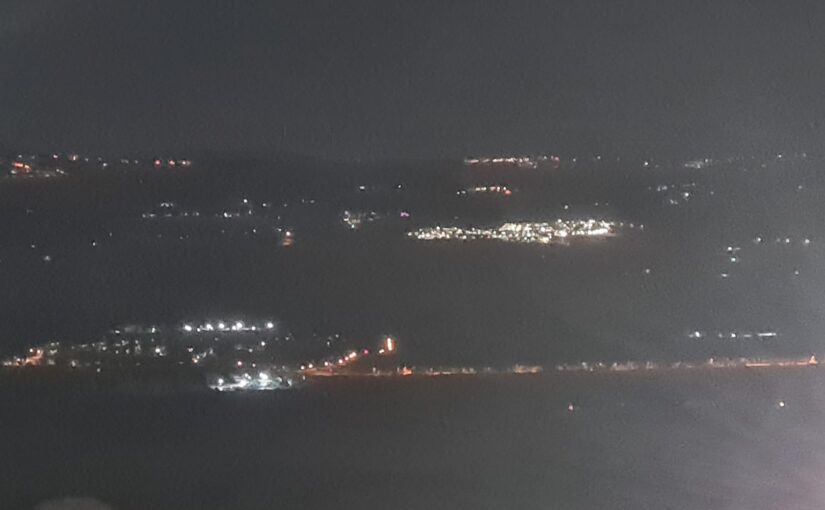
[342, 210, 380, 230]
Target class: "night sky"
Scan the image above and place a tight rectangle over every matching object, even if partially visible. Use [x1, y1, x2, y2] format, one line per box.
[1, 0, 824, 159]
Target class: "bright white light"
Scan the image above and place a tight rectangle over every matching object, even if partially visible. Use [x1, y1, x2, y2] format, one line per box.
[259, 372, 270, 382]
[233, 321, 244, 331]
[266, 321, 275, 329]
[217, 378, 224, 386]
[218, 322, 227, 330]
[183, 324, 193, 332]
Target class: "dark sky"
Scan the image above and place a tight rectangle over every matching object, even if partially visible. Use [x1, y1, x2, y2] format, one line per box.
[1, 0, 824, 159]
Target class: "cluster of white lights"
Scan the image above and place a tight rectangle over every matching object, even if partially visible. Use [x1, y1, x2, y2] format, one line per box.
[464, 156, 550, 169]
[210, 371, 295, 392]
[342, 210, 379, 230]
[688, 330, 778, 340]
[456, 185, 512, 197]
[409, 219, 615, 244]
[180, 320, 277, 333]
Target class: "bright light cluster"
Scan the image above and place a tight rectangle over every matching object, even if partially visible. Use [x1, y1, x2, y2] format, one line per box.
[209, 371, 298, 392]
[409, 219, 616, 244]
[180, 319, 277, 333]
[456, 185, 513, 197]
[464, 155, 556, 169]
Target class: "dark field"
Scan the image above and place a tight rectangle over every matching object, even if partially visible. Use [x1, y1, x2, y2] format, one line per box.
[4, 368, 825, 510]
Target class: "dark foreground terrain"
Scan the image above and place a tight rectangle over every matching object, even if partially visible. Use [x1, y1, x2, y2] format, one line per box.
[3, 368, 825, 510]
